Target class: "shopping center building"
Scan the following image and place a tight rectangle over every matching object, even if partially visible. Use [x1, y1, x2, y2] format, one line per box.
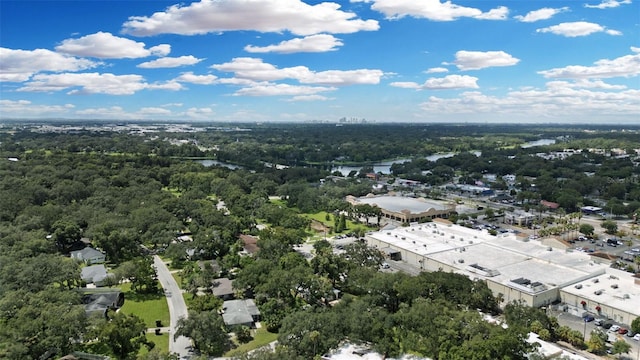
[346, 195, 455, 224]
[365, 221, 615, 309]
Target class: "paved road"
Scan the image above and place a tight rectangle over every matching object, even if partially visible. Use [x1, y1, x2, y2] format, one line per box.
[154, 255, 192, 358]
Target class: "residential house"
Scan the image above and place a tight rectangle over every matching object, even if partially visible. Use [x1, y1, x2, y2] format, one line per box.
[212, 277, 235, 300]
[70, 247, 106, 265]
[240, 234, 259, 256]
[81, 289, 124, 317]
[80, 264, 113, 287]
[221, 299, 260, 328]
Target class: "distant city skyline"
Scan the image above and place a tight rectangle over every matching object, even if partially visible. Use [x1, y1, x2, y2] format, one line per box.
[1, 0, 639, 124]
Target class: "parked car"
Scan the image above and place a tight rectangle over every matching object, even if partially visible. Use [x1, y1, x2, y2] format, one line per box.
[583, 315, 595, 322]
[381, 262, 390, 269]
[594, 318, 605, 326]
[618, 328, 628, 335]
[609, 325, 620, 332]
[603, 322, 614, 329]
[626, 331, 635, 337]
[633, 333, 640, 341]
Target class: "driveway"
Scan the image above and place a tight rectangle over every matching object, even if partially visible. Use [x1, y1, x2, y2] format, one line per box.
[154, 255, 192, 358]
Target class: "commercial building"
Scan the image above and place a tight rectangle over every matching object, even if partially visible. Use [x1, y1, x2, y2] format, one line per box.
[365, 221, 610, 308]
[559, 268, 640, 325]
[346, 195, 455, 224]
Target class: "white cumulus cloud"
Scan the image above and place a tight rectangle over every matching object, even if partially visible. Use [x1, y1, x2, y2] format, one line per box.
[391, 74, 479, 90]
[0, 99, 75, 117]
[363, 0, 508, 21]
[0, 47, 98, 82]
[56, 32, 171, 59]
[536, 21, 621, 37]
[514, 7, 568, 22]
[245, 34, 343, 53]
[584, 0, 631, 9]
[453, 50, 520, 70]
[425, 67, 449, 73]
[122, 0, 379, 36]
[138, 107, 172, 115]
[299, 69, 384, 85]
[137, 55, 203, 68]
[17, 72, 183, 95]
[184, 107, 214, 119]
[211, 57, 384, 85]
[538, 47, 640, 79]
[418, 83, 640, 121]
[174, 72, 218, 85]
[234, 83, 336, 96]
[288, 95, 332, 101]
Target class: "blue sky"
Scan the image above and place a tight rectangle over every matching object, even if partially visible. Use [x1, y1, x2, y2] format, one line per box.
[1, 0, 638, 123]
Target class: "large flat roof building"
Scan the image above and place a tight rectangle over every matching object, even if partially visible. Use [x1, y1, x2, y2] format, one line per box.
[366, 221, 610, 309]
[346, 195, 455, 223]
[560, 268, 640, 325]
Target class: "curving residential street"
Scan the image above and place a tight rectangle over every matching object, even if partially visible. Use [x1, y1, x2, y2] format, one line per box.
[154, 255, 192, 358]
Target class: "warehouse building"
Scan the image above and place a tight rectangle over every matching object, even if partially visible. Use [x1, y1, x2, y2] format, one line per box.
[560, 268, 640, 325]
[365, 221, 609, 308]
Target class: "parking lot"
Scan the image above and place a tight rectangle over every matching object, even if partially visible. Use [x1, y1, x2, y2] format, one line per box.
[551, 309, 640, 359]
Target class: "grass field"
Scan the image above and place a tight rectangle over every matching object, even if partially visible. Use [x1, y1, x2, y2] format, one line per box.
[303, 211, 373, 237]
[117, 282, 170, 328]
[139, 333, 170, 356]
[224, 327, 279, 357]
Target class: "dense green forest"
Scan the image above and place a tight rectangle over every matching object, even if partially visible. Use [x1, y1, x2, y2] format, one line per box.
[0, 123, 638, 359]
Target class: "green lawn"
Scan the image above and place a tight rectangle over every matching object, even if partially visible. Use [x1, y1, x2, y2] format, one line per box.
[303, 211, 374, 237]
[171, 271, 183, 288]
[225, 327, 279, 357]
[139, 333, 169, 356]
[269, 197, 288, 208]
[117, 282, 170, 328]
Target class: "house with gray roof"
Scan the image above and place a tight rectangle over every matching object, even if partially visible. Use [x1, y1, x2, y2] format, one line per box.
[221, 299, 260, 328]
[71, 247, 106, 265]
[80, 264, 113, 287]
[212, 277, 235, 300]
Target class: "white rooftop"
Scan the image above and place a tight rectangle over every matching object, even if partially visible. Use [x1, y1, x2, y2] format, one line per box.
[561, 268, 640, 317]
[370, 223, 608, 291]
[369, 221, 496, 256]
[355, 195, 451, 214]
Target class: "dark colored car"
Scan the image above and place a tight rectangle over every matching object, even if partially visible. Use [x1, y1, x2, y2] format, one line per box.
[583, 315, 595, 322]
[618, 328, 628, 335]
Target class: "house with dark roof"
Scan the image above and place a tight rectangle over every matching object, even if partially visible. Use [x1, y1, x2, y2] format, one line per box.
[221, 299, 260, 328]
[70, 247, 106, 265]
[81, 289, 124, 317]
